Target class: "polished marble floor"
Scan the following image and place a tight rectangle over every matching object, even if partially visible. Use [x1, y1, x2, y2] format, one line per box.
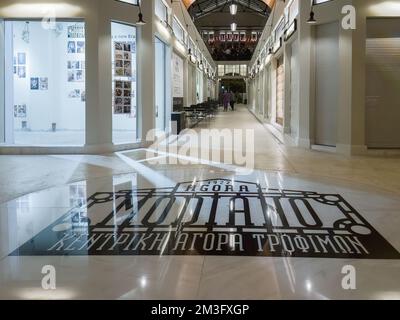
[0, 105, 400, 300]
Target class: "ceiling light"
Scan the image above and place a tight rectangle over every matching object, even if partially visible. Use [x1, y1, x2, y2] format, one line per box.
[307, 10, 316, 24]
[231, 22, 237, 32]
[136, 2, 146, 26]
[230, 3, 238, 15]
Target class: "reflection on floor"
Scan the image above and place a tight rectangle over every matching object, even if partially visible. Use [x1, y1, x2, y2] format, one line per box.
[10, 130, 137, 147]
[0, 105, 400, 299]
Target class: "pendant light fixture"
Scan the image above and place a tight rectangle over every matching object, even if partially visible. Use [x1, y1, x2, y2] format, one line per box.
[136, 0, 146, 26]
[231, 22, 237, 32]
[229, 1, 238, 15]
[307, 1, 317, 24]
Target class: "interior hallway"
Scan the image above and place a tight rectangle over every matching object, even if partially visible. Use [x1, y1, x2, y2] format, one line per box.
[1, 104, 400, 205]
[1, 105, 400, 300]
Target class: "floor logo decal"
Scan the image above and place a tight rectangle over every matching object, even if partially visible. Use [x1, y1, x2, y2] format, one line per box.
[11, 179, 400, 259]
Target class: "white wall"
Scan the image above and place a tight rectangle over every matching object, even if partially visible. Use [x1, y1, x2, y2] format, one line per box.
[314, 22, 339, 147]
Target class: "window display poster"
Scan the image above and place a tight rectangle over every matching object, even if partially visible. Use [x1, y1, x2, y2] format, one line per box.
[172, 52, 184, 98]
[17, 66, 26, 78]
[77, 41, 85, 53]
[15, 52, 26, 78]
[68, 24, 85, 39]
[30, 77, 39, 90]
[14, 104, 27, 118]
[114, 80, 132, 114]
[67, 40, 85, 54]
[18, 52, 26, 65]
[68, 70, 85, 83]
[68, 89, 81, 98]
[40, 78, 48, 90]
[67, 41, 76, 53]
[114, 42, 133, 77]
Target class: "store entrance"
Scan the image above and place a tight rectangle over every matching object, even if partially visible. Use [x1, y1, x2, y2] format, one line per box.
[275, 56, 284, 126]
[314, 22, 339, 147]
[155, 37, 167, 132]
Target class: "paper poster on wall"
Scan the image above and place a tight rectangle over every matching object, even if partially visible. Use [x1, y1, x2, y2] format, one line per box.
[68, 89, 81, 98]
[68, 61, 83, 69]
[18, 52, 26, 65]
[114, 80, 132, 114]
[81, 91, 86, 102]
[172, 52, 184, 98]
[14, 104, 27, 118]
[67, 41, 76, 53]
[18, 67, 26, 78]
[68, 70, 85, 82]
[15, 53, 26, 78]
[68, 24, 85, 38]
[114, 42, 133, 78]
[40, 78, 48, 90]
[77, 41, 85, 53]
[30, 78, 39, 90]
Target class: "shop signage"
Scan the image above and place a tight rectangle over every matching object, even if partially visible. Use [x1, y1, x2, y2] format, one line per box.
[172, 52, 184, 98]
[272, 37, 282, 54]
[284, 19, 297, 42]
[11, 179, 400, 259]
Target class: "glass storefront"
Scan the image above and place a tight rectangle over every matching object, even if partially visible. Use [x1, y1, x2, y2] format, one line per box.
[196, 69, 202, 103]
[3, 20, 86, 146]
[111, 21, 137, 144]
[155, 37, 167, 132]
[276, 56, 284, 126]
[172, 51, 184, 111]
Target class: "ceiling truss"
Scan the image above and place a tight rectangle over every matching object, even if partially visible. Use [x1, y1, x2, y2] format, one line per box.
[188, 0, 271, 20]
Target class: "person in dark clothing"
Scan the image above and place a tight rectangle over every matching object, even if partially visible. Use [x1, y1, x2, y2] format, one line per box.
[229, 90, 235, 111]
[223, 90, 230, 111]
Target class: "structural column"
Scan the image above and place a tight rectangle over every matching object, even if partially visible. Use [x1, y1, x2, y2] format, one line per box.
[139, 0, 155, 142]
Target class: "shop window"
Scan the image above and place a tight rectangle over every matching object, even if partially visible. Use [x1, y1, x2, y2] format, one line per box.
[172, 17, 185, 44]
[287, 0, 299, 23]
[218, 65, 225, 77]
[155, 0, 169, 23]
[2, 20, 86, 146]
[111, 22, 138, 144]
[240, 65, 247, 76]
[208, 32, 214, 43]
[155, 37, 167, 132]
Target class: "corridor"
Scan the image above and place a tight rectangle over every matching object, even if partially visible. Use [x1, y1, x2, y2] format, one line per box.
[1, 0, 400, 305]
[0, 104, 400, 300]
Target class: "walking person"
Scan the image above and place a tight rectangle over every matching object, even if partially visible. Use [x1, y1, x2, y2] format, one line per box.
[229, 90, 235, 111]
[223, 90, 230, 112]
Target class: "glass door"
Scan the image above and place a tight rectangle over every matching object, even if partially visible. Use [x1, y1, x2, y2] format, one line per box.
[276, 56, 284, 126]
[155, 37, 166, 132]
